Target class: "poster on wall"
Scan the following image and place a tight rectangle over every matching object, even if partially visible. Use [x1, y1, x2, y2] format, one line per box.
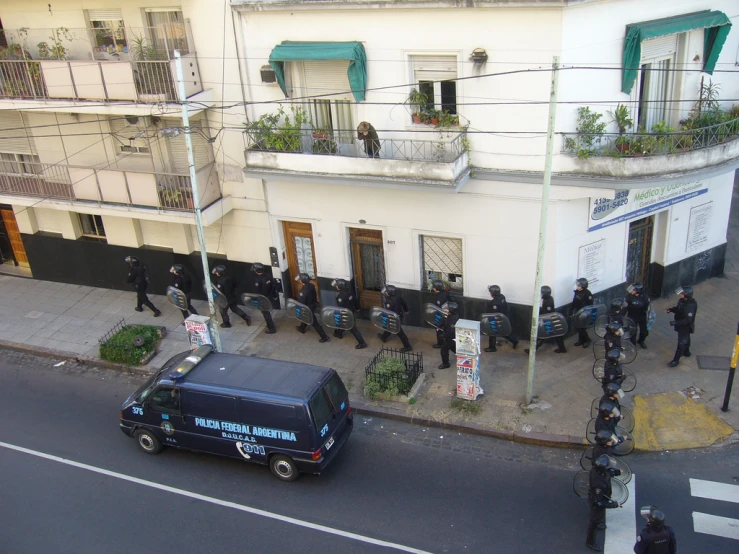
[686, 202, 713, 253]
[578, 239, 605, 287]
[588, 181, 708, 232]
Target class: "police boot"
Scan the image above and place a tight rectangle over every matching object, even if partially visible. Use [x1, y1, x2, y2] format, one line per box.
[585, 528, 602, 551]
[241, 314, 251, 326]
[355, 342, 368, 350]
[333, 329, 343, 339]
[265, 326, 277, 334]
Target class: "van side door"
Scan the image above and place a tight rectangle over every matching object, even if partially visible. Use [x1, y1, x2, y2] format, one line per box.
[180, 391, 239, 458]
[145, 386, 188, 448]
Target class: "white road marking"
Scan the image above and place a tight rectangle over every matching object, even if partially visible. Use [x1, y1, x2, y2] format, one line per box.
[692, 512, 739, 541]
[605, 474, 636, 554]
[690, 479, 739, 505]
[0, 440, 432, 554]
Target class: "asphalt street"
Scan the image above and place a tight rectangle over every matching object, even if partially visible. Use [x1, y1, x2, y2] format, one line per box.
[0, 350, 737, 553]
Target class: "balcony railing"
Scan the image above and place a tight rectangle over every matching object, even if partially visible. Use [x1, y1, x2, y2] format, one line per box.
[0, 161, 220, 212]
[561, 117, 739, 159]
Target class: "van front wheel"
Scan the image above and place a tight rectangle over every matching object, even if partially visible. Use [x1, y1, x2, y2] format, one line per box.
[135, 429, 162, 454]
[269, 454, 299, 482]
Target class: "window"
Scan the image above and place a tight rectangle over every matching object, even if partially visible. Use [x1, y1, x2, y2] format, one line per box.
[308, 99, 353, 144]
[78, 214, 106, 239]
[634, 34, 679, 131]
[308, 389, 333, 433]
[412, 55, 458, 116]
[87, 9, 127, 59]
[0, 153, 40, 175]
[109, 117, 151, 156]
[145, 8, 188, 56]
[183, 392, 236, 421]
[322, 374, 348, 412]
[420, 235, 463, 293]
[299, 61, 354, 146]
[148, 387, 181, 413]
[240, 399, 297, 431]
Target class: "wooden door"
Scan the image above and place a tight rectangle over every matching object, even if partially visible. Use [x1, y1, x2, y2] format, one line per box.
[283, 221, 318, 299]
[349, 228, 385, 309]
[0, 209, 29, 267]
[626, 216, 653, 288]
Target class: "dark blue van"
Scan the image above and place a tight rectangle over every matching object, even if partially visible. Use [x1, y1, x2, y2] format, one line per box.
[120, 345, 353, 481]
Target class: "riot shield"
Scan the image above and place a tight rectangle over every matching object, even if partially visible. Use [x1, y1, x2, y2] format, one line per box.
[369, 307, 401, 335]
[580, 447, 594, 470]
[594, 314, 636, 339]
[166, 286, 189, 311]
[480, 313, 512, 337]
[286, 298, 314, 325]
[646, 303, 657, 330]
[573, 304, 606, 329]
[589, 398, 635, 432]
[423, 303, 447, 329]
[319, 306, 356, 330]
[593, 339, 637, 364]
[537, 312, 568, 338]
[592, 360, 637, 392]
[579, 449, 632, 484]
[586, 419, 635, 455]
[573, 471, 591, 499]
[240, 293, 273, 312]
[203, 282, 228, 309]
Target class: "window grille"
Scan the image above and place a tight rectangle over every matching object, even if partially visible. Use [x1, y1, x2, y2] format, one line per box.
[420, 235, 463, 292]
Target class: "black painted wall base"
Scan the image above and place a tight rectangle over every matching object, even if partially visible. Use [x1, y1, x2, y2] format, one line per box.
[650, 242, 726, 298]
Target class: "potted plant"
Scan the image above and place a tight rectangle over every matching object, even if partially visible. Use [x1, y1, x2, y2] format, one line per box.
[609, 104, 633, 154]
[37, 27, 73, 60]
[130, 34, 171, 102]
[437, 111, 460, 128]
[407, 88, 428, 124]
[428, 108, 440, 126]
[311, 127, 330, 140]
[160, 188, 184, 208]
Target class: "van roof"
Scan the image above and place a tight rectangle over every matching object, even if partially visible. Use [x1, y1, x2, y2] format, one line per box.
[180, 353, 332, 400]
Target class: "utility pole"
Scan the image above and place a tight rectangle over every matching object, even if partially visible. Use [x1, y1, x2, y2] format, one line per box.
[525, 56, 560, 405]
[174, 50, 222, 352]
[721, 321, 739, 412]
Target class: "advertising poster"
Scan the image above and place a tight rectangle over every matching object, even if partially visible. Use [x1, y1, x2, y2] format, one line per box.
[686, 202, 713, 252]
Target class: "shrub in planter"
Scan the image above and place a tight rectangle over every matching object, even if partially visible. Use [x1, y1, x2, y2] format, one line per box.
[99, 324, 162, 366]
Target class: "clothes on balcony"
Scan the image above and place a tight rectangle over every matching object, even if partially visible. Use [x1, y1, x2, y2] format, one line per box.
[357, 122, 380, 159]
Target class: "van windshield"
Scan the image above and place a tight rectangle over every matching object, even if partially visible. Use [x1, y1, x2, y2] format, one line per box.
[308, 374, 348, 433]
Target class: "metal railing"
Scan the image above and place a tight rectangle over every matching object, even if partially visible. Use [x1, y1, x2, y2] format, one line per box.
[561, 117, 739, 158]
[0, 60, 48, 98]
[132, 61, 177, 102]
[245, 128, 467, 163]
[0, 162, 72, 199]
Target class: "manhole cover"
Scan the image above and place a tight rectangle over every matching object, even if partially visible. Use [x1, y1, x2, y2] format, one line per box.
[696, 355, 731, 371]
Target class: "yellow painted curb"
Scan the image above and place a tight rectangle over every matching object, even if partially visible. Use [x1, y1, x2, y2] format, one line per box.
[631, 392, 734, 451]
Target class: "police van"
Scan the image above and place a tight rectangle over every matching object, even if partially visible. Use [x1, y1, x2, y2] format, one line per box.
[119, 345, 353, 482]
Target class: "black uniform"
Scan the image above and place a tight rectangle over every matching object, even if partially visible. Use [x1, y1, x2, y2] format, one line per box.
[335, 288, 366, 347]
[254, 272, 277, 333]
[534, 293, 566, 352]
[433, 290, 453, 347]
[667, 297, 697, 364]
[572, 287, 594, 346]
[594, 414, 618, 437]
[599, 393, 621, 413]
[379, 295, 412, 350]
[485, 294, 518, 352]
[297, 282, 329, 340]
[634, 525, 677, 554]
[604, 330, 623, 352]
[602, 362, 625, 392]
[127, 264, 160, 315]
[592, 443, 613, 461]
[172, 271, 198, 320]
[587, 466, 620, 549]
[440, 312, 460, 366]
[215, 274, 250, 327]
[627, 293, 651, 346]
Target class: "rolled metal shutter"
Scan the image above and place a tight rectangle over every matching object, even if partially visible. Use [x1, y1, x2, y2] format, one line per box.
[640, 34, 678, 60]
[0, 112, 37, 155]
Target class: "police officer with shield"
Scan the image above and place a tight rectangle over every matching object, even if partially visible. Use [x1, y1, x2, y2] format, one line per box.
[377, 285, 412, 352]
[586, 455, 622, 551]
[626, 283, 650, 348]
[295, 273, 330, 343]
[212, 265, 251, 328]
[484, 285, 518, 352]
[333, 278, 367, 349]
[667, 286, 697, 367]
[572, 278, 594, 348]
[438, 302, 460, 369]
[592, 430, 616, 461]
[170, 264, 198, 321]
[125, 256, 161, 317]
[252, 263, 277, 334]
[604, 321, 624, 352]
[634, 506, 677, 554]
[525, 286, 566, 354]
[431, 280, 453, 349]
[602, 349, 626, 393]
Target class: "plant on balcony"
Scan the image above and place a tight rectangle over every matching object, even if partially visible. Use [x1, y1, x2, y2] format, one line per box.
[565, 107, 607, 159]
[245, 106, 312, 153]
[436, 111, 460, 128]
[130, 34, 172, 100]
[37, 27, 73, 60]
[0, 29, 44, 98]
[608, 104, 633, 155]
[406, 88, 428, 124]
[312, 138, 338, 155]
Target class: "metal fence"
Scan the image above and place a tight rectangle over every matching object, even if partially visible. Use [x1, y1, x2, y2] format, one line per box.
[157, 174, 195, 211]
[420, 235, 464, 293]
[365, 347, 423, 396]
[561, 116, 739, 158]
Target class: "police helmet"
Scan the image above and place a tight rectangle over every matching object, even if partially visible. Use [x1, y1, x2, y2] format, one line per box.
[594, 430, 614, 446]
[488, 285, 501, 296]
[541, 285, 552, 297]
[604, 382, 621, 397]
[606, 321, 624, 336]
[382, 285, 397, 297]
[640, 506, 666, 529]
[170, 264, 183, 275]
[606, 349, 622, 364]
[575, 278, 588, 290]
[252, 263, 265, 274]
[610, 298, 628, 312]
[332, 278, 347, 290]
[677, 286, 693, 298]
[431, 280, 444, 292]
[628, 283, 644, 295]
[445, 302, 459, 315]
[125, 255, 139, 265]
[295, 273, 311, 284]
[593, 455, 610, 470]
[599, 401, 616, 417]
[212, 265, 226, 276]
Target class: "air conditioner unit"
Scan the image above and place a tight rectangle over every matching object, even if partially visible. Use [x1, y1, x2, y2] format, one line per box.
[260, 64, 277, 84]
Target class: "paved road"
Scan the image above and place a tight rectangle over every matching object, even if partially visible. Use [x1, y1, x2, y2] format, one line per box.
[0, 350, 737, 553]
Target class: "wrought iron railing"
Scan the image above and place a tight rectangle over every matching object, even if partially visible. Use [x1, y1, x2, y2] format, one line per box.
[0, 162, 72, 199]
[132, 61, 177, 102]
[561, 117, 739, 158]
[0, 60, 47, 98]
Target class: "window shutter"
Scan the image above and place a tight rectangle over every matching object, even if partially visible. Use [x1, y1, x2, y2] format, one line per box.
[163, 118, 211, 174]
[33, 208, 60, 233]
[412, 55, 457, 81]
[0, 112, 36, 155]
[87, 9, 123, 21]
[302, 60, 352, 97]
[640, 34, 678, 60]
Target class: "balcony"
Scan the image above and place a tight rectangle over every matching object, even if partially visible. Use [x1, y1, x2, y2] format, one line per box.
[0, 161, 227, 225]
[243, 128, 470, 187]
[0, 24, 207, 112]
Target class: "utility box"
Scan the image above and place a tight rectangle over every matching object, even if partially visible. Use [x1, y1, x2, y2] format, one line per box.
[455, 319, 483, 400]
[184, 315, 213, 350]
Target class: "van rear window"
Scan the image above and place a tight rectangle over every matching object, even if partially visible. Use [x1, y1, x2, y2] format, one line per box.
[309, 390, 333, 434]
[309, 373, 348, 432]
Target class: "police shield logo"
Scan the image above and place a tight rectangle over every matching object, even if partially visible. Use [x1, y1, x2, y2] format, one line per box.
[203, 282, 229, 309]
[480, 313, 512, 337]
[537, 312, 568, 338]
[320, 306, 355, 330]
[423, 303, 447, 329]
[286, 298, 314, 325]
[573, 304, 606, 329]
[166, 286, 189, 311]
[369, 307, 401, 334]
[240, 293, 273, 312]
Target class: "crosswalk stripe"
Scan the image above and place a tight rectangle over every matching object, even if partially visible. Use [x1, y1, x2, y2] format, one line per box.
[605, 474, 636, 554]
[690, 478, 739, 504]
[692, 512, 739, 541]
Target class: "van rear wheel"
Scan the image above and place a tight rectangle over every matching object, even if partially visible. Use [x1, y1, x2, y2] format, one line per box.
[134, 429, 162, 454]
[269, 454, 299, 482]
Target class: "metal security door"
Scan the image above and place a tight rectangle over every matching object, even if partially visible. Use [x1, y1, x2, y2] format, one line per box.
[349, 228, 386, 309]
[626, 216, 653, 286]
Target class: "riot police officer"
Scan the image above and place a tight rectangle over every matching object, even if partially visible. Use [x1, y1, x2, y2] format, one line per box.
[572, 278, 594, 348]
[604, 321, 624, 352]
[594, 401, 619, 437]
[125, 256, 161, 317]
[295, 273, 329, 343]
[525, 286, 566, 354]
[332, 278, 367, 349]
[600, 382, 622, 413]
[431, 280, 453, 349]
[484, 285, 518, 352]
[212, 265, 251, 329]
[634, 506, 677, 554]
[602, 349, 626, 393]
[626, 283, 650, 348]
[608, 298, 628, 325]
[377, 285, 412, 352]
[252, 263, 277, 334]
[170, 264, 198, 321]
[667, 286, 697, 367]
[587, 455, 622, 551]
[438, 302, 460, 369]
[592, 430, 616, 461]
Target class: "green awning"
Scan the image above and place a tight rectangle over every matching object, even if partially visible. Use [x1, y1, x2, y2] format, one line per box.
[622, 10, 732, 94]
[268, 41, 367, 102]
